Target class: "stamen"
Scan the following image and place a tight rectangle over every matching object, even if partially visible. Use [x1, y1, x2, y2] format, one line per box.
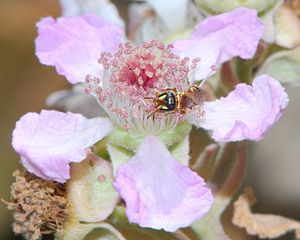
[87, 40, 203, 134]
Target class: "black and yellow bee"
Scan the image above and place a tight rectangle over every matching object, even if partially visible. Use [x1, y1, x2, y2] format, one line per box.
[146, 85, 205, 117]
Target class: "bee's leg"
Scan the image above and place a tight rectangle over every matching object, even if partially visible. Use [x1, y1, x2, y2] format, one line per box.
[144, 89, 162, 99]
[147, 106, 162, 119]
[150, 88, 161, 95]
[144, 96, 158, 106]
[192, 99, 198, 105]
[164, 110, 176, 116]
[144, 94, 156, 100]
[144, 97, 155, 101]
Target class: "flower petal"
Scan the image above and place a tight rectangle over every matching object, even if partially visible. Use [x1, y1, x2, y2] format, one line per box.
[12, 110, 113, 183]
[113, 136, 213, 232]
[187, 75, 288, 142]
[128, 1, 202, 43]
[172, 39, 220, 81]
[191, 7, 264, 61]
[128, 3, 167, 43]
[35, 15, 123, 84]
[172, 7, 264, 81]
[259, 0, 283, 44]
[60, 0, 125, 30]
[46, 84, 107, 118]
[145, 0, 188, 33]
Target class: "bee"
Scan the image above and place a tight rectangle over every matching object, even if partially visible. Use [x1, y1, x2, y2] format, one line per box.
[145, 85, 206, 117]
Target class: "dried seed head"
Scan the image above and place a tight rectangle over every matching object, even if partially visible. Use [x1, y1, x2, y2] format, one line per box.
[4, 170, 67, 240]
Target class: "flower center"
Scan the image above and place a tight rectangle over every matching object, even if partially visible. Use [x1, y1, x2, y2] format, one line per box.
[99, 40, 190, 95]
[87, 40, 194, 134]
[119, 55, 160, 89]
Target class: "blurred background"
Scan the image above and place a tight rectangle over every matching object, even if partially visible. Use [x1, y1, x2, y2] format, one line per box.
[0, 0, 299, 239]
[0, 1, 66, 238]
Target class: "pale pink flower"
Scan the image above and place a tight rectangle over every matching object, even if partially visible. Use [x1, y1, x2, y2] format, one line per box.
[12, 8, 288, 231]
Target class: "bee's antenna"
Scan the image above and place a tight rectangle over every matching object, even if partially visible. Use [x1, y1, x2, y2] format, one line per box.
[199, 64, 218, 88]
[187, 68, 196, 87]
[147, 112, 154, 119]
[199, 78, 207, 88]
[144, 97, 155, 100]
[146, 107, 161, 119]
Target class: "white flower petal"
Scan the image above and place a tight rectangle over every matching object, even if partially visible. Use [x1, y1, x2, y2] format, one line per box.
[60, 0, 125, 30]
[145, 0, 188, 32]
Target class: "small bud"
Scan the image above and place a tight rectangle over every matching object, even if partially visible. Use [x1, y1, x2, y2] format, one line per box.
[194, 0, 280, 14]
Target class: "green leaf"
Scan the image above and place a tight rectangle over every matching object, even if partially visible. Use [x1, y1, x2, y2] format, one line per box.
[67, 155, 119, 223]
[107, 122, 191, 151]
[59, 222, 125, 240]
[194, 0, 280, 15]
[257, 46, 300, 86]
[107, 126, 192, 171]
[168, 135, 190, 166]
[191, 197, 231, 240]
[106, 143, 133, 175]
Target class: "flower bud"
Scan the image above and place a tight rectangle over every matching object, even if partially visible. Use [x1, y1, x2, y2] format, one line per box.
[194, 0, 280, 14]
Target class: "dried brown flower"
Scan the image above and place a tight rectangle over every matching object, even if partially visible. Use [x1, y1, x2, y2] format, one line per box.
[3, 170, 67, 240]
[232, 188, 300, 239]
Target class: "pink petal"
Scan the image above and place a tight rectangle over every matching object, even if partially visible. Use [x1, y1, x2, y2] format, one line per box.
[12, 110, 113, 183]
[172, 40, 220, 80]
[113, 136, 213, 232]
[191, 7, 264, 61]
[172, 7, 264, 81]
[187, 75, 288, 142]
[35, 15, 123, 84]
